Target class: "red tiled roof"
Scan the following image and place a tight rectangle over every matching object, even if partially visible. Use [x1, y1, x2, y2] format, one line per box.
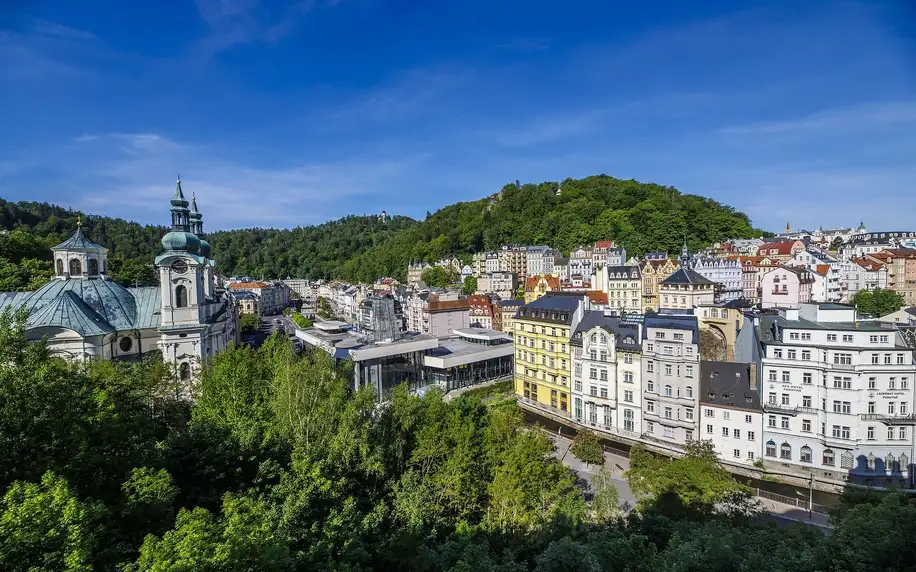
[228, 281, 271, 289]
[586, 290, 608, 304]
[759, 242, 799, 256]
[594, 240, 614, 249]
[814, 264, 830, 276]
[525, 274, 560, 291]
[851, 257, 885, 271]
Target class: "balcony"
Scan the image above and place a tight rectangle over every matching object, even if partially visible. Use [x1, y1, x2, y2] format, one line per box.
[860, 413, 916, 425]
[763, 403, 799, 416]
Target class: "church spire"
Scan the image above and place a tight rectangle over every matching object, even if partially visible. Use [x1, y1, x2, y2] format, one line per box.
[785, 221, 791, 234]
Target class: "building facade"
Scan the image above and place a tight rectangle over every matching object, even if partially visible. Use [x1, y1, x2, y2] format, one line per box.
[641, 315, 700, 445]
[640, 257, 680, 311]
[593, 265, 641, 314]
[700, 361, 763, 465]
[689, 255, 743, 303]
[524, 274, 561, 303]
[658, 268, 716, 310]
[760, 266, 815, 309]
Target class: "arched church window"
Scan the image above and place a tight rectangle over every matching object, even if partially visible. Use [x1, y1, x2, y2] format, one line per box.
[69, 258, 82, 275]
[88, 259, 99, 275]
[178, 362, 190, 381]
[119, 336, 132, 352]
[175, 285, 189, 308]
[56, 259, 64, 275]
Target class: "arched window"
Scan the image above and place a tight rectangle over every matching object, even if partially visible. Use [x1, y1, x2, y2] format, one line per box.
[119, 336, 132, 352]
[800, 445, 812, 463]
[841, 451, 854, 469]
[599, 334, 607, 344]
[823, 449, 835, 466]
[664, 385, 672, 397]
[885, 453, 896, 472]
[175, 285, 189, 308]
[88, 258, 99, 275]
[69, 258, 82, 275]
[56, 259, 64, 275]
[867, 453, 876, 471]
[178, 362, 190, 381]
[765, 440, 776, 457]
[590, 333, 597, 343]
[779, 442, 791, 459]
[900, 453, 909, 471]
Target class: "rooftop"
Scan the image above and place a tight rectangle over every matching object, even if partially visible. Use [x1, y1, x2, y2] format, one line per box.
[699, 361, 760, 411]
[454, 327, 510, 341]
[660, 267, 714, 286]
[570, 311, 640, 350]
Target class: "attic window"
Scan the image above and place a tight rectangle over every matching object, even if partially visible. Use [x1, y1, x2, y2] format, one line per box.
[708, 392, 715, 398]
[746, 396, 752, 402]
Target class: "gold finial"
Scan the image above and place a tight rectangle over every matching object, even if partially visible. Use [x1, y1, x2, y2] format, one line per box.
[77, 215, 82, 228]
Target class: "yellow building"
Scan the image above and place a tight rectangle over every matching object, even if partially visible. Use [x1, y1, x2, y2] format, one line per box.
[513, 293, 587, 417]
[640, 258, 679, 311]
[524, 274, 561, 303]
[498, 299, 524, 336]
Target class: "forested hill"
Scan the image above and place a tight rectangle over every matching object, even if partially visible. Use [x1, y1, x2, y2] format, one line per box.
[338, 175, 764, 282]
[0, 174, 762, 285]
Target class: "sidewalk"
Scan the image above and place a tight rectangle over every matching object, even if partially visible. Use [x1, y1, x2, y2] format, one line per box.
[547, 432, 831, 529]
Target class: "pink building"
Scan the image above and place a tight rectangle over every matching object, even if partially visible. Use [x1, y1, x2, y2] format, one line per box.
[760, 266, 815, 309]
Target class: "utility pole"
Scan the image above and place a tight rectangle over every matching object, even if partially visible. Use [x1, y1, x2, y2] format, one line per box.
[808, 473, 814, 519]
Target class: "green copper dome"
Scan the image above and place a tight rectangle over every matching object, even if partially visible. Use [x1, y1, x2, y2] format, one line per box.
[161, 231, 201, 253]
[198, 238, 211, 258]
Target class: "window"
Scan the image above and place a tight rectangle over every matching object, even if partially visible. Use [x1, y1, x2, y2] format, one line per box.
[706, 424, 713, 434]
[842, 402, 851, 414]
[674, 333, 684, 341]
[803, 373, 812, 385]
[881, 335, 889, 343]
[834, 353, 852, 365]
[788, 349, 796, 360]
[600, 387, 608, 398]
[781, 417, 789, 429]
[768, 415, 776, 428]
[685, 408, 693, 420]
[900, 427, 908, 440]
[800, 446, 812, 463]
[902, 402, 908, 415]
[872, 354, 880, 364]
[624, 409, 634, 432]
[733, 449, 741, 458]
[898, 354, 906, 365]
[867, 426, 875, 440]
[723, 411, 730, 420]
[842, 426, 850, 439]
[790, 332, 799, 340]
[802, 395, 812, 408]
[748, 431, 755, 441]
[781, 393, 790, 406]
[646, 401, 655, 413]
[646, 421, 654, 433]
[647, 361, 654, 373]
[733, 428, 741, 439]
[841, 452, 854, 469]
[867, 453, 876, 471]
[722, 427, 729, 437]
[747, 452, 755, 461]
[623, 390, 633, 403]
[69, 258, 82, 275]
[664, 385, 672, 397]
[685, 430, 693, 441]
[647, 380, 655, 393]
[175, 285, 189, 308]
[665, 364, 672, 375]
[823, 449, 835, 466]
[178, 362, 190, 381]
[885, 353, 892, 365]
[868, 377, 877, 390]
[589, 368, 598, 380]
[842, 334, 853, 343]
[655, 332, 665, 339]
[889, 402, 896, 415]
[903, 378, 909, 389]
[744, 414, 752, 423]
[801, 333, 811, 341]
[705, 408, 714, 418]
[664, 407, 672, 419]
[769, 370, 777, 382]
[774, 348, 783, 358]
[686, 365, 694, 378]
[779, 443, 791, 459]
[890, 378, 897, 390]
[686, 386, 693, 398]
[766, 440, 776, 457]
[599, 370, 608, 381]
[768, 392, 777, 405]
[624, 353, 633, 364]
[56, 259, 64, 275]
[646, 343, 654, 352]
[802, 420, 811, 432]
[802, 350, 811, 360]
[827, 334, 837, 342]
[574, 398, 583, 420]
[88, 259, 99, 275]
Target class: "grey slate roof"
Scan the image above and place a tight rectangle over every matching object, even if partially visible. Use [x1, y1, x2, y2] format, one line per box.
[699, 360, 760, 411]
[642, 314, 699, 342]
[26, 291, 114, 336]
[660, 267, 714, 285]
[570, 311, 640, 350]
[130, 287, 162, 330]
[52, 228, 107, 251]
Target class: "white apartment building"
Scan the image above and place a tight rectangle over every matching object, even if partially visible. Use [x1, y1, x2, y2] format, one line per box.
[754, 303, 916, 487]
[593, 265, 642, 314]
[658, 267, 716, 310]
[485, 252, 500, 274]
[571, 312, 643, 437]
[689, 255, 743, 302]
[700, 361, 763, 466]
[477, 272, 518, 300]
[641, 314, 700, 445]
[570, 246, 593, 278]
[526, 246, 551, 277]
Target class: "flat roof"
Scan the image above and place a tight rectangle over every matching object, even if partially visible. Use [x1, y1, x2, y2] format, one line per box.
[349, 333, 439, 361]
[424, 337, 515, 369]
[454, 327, 510, 341]
[313, 320, 349, 332]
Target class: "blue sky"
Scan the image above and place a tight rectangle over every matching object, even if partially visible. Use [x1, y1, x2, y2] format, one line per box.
[1, 0, 914, 232]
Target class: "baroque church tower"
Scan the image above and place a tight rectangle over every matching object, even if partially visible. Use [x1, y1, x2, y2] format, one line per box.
[156, 179, 226, 382]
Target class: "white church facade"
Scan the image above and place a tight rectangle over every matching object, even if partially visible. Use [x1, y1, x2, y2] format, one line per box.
[0, 180, 235, 383]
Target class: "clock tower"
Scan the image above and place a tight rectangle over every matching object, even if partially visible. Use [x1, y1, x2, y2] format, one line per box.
[156, 178, 210, 384]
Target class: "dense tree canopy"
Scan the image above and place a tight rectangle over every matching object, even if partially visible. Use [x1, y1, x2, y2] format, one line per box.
[2, 175, 762, 288]
[0, 310, 912, 570]
[852, 288, 906, 318]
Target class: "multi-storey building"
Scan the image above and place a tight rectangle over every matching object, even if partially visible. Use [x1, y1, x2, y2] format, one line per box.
[741, 303, 916, 486]
[865, 249, 916, 306]
[425, 293, 470, 337]
[498, 245, 528, 278]
[570, 246, 594, 278]
[838, 230, 916, 260]
[571, 312, 643, 437]
[658, 268, 715, 310]
[697, 300, 749, 362]
[498, 299, 524, 336]
[525, 274, 561, 303]
[472, 253, 487, 277]
[758, 240, 807, 261]
[689, 255, 743, 302]
[514, 294, 588, 417]
[760, 266, 815, 309]
[227, 280, 286, 315]
[554, 257, 570, 281]
[526, 246, 552, 277]
[700, 361, 762, 466]
[469, 294, 497, 329]
[477, 272, 518, 300]
[641, 314, 700, 445]
[640, 257, 679, 311]
[591, 241, 627, 267]
[593, 265, 641, 314]
[485, 252, 500, 274]
[404, 291, 430, 332]
[406, 262, 428, 285]
[849, 258, 888, 299]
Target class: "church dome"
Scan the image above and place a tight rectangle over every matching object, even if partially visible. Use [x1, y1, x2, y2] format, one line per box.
[161, 230, 201, 253]
[198, 238, 211, 258]
[21, 276, 138, 331]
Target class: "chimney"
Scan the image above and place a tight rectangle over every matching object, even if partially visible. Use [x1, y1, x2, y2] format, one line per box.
[749, 363, 758, 391]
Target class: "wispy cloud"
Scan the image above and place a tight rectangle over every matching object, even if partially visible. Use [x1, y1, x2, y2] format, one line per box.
[721, 101, 916, 136]
[29, 19, 98, 42]
[498, 37, 551, 51]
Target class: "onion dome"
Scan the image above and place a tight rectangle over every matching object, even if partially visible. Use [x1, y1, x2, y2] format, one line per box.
[162, 230, 201, 252]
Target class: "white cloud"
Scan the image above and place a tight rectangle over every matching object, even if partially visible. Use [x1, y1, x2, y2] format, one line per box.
[720, 101, 916, 136]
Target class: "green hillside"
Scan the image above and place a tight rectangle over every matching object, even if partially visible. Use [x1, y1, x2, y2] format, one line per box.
[0, 174, 762, 287]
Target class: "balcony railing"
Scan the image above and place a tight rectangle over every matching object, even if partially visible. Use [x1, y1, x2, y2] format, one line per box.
[764, 403, 798, 415]
[860, 413, 916, 425]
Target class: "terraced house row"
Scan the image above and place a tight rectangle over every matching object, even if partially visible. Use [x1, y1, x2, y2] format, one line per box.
[513, 293, 916, 488]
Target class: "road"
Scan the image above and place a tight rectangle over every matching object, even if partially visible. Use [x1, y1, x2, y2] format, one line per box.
[546, 431, 830, 529]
